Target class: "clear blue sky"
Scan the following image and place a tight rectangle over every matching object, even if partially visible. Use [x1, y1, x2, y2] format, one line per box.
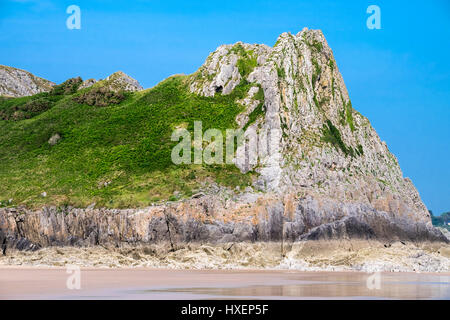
[1, 0, 449, 214]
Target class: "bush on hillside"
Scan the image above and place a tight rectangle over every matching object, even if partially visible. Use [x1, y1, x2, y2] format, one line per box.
[73, 86, 126, 107]
[0, 96, 52, 120]
[50, 77, 83, 95]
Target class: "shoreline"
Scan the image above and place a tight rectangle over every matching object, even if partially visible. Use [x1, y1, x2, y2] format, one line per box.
[1, 265, 449, 275]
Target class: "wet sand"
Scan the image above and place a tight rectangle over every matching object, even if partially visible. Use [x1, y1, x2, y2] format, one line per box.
[1, 267, 449, 299]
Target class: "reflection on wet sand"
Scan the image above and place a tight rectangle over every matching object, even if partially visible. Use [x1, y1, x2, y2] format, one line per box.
[142, 272, 450, 300]
[1, 268, 449, 299]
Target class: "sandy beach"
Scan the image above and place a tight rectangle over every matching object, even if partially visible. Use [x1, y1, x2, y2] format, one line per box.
[0, 266, 449, 299]
[0, 240, 449, 299]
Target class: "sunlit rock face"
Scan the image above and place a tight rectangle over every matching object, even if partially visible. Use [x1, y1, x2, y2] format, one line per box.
[189, 28, 430, 224]
[0, 65, 54, 97]
[103, 71, 143, 92]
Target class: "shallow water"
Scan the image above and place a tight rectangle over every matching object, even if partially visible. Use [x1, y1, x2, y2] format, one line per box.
[0, 267, 449, 299]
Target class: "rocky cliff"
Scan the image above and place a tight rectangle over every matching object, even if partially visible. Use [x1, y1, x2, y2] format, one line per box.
[0, 190, 446, 254]
[0, 29, 446, 251]
[189, 28, 428, 223]
[0, 65, 54, 97]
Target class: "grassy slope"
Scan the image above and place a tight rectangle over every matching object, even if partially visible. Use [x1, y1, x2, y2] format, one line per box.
[0, 75, 255, 209]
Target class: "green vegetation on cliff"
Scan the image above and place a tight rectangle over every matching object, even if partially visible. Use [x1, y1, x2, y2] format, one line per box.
[231, 44, 257, 78]
[321, 119, 349, 156]
[0, 75, 253, 208]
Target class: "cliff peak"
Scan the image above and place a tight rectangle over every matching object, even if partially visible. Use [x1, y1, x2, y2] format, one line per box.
[102, 71, 143, 92]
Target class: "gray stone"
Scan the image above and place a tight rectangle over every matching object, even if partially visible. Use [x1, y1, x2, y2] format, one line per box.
[0, 65, 54, 97]
[48, 133, 61, 146]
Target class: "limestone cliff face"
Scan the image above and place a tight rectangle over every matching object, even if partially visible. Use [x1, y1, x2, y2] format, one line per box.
[0, 65, 54, 97]
[189, 28, 429, 225]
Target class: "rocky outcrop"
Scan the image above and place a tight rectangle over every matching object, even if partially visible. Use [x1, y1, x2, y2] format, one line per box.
[99, 71, 143, 92]
[438, 227, 450, 241]
[77, 72, 142, 93]
[78, 78, 97, 90]
[0, 190, 447, 252]
[0, 65, 54, 97]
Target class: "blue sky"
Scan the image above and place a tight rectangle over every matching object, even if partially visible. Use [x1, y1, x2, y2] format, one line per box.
[1, 0, 449, 214]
